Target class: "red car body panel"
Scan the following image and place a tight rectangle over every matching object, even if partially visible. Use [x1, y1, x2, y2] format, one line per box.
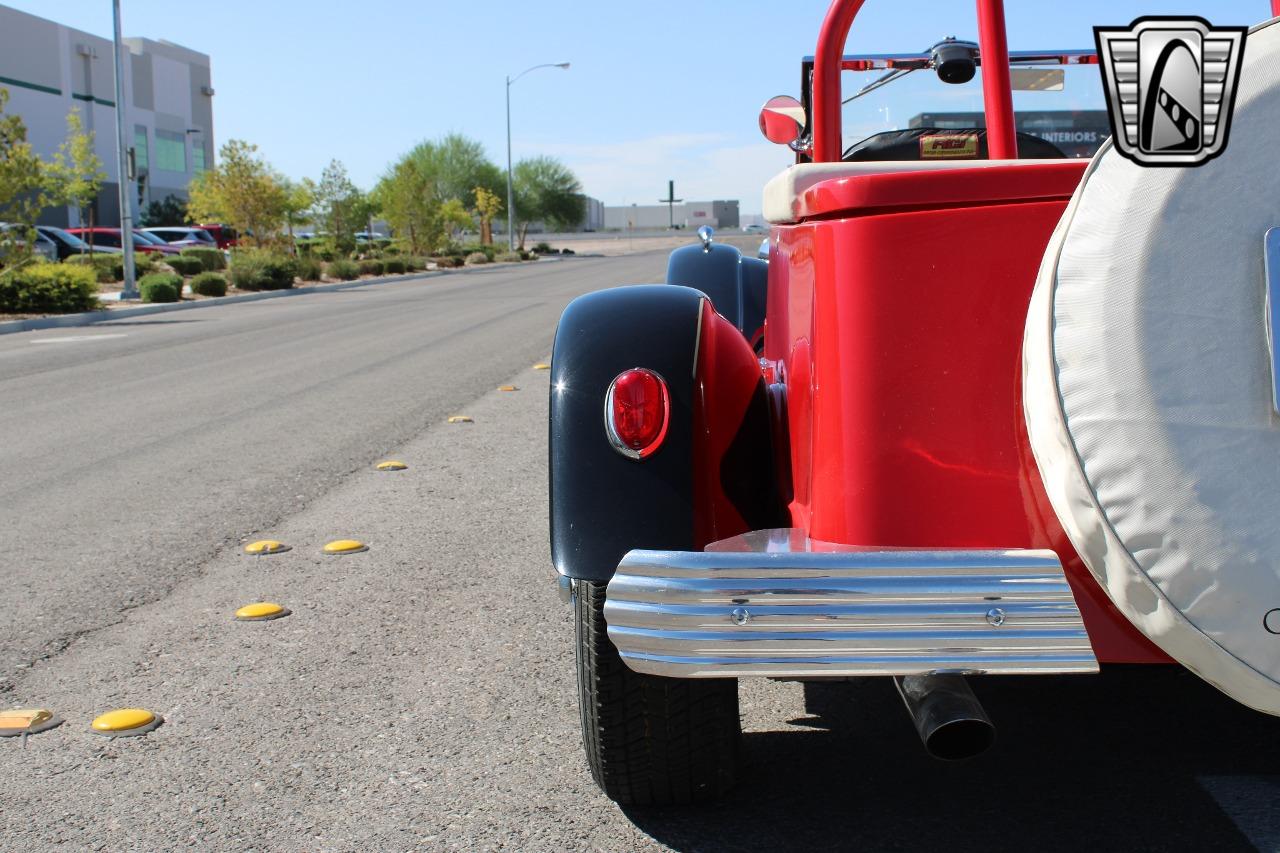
[765, 163, 1168, 664]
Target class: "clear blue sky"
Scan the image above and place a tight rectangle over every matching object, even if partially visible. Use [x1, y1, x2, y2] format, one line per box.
[10, 1, 1267, 213]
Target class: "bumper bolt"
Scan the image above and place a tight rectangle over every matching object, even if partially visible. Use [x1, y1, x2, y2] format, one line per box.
[986, 607, 1006, 627]
[730, 607, 751, 626]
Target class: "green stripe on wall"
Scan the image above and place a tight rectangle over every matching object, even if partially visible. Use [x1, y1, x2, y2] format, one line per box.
[0, 75, 61, 97]
[71, 92, 115, 107]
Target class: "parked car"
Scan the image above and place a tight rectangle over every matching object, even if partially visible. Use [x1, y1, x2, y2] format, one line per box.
[66, 228, 180, 256]
[36, 225, 121, 260]
[197, 223, 238, 249]
[132, 230, 185, 255]
[355, 231, 391, 245]
[740, 223, 765, 234]
[0, 222, 57, 262]
[549, 0, 1280, 807]
[141, 226, 217, 247]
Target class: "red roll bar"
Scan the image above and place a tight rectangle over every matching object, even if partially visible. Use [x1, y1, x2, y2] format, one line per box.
[812, 0, 1019, 162]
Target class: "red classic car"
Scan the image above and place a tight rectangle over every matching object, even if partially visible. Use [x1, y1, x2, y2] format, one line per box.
[550, 0, 1280, 806]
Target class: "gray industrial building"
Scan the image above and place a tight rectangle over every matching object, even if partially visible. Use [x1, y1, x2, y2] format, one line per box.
[0, 3, 214, 227]
[603, 199, 739, 231]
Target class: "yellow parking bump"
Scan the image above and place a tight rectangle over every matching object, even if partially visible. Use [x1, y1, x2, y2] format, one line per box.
[323, 539, 368, 555]
[376, 460, 408, 471]
[447, 415, 473, 424]
[0, 708, 62, 738]
[533, 363, 550, 370]
[234, 602, 290, 621]
[91, 708, 162, 737]
[498, 385, 518, 392]
[244, 540, 290, 556]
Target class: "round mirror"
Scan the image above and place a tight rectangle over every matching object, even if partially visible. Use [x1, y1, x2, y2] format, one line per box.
[758, 95, 805, 145]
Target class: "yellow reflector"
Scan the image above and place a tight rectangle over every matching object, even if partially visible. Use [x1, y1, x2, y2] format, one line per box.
[91, 708, 161, 737]
[0, 708, 61, 737]
[498, 385, 518, 392]
[533, 363, 550, 370]
[323, 539, 367, 555]
[234, 602, 290, 621]
[376, 460, 407, 471]
[447, 415, 473, 424]
[244, 540, 289, 555]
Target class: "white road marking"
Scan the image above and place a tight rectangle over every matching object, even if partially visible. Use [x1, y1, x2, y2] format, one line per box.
[29, 334, 128, 344]
[1199, 776, 1280, 851]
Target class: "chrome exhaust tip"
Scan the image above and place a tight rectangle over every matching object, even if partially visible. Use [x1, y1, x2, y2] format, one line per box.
[894, 674, 995, 761]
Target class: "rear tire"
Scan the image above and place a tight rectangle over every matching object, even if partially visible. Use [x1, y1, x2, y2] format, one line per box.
[575, 579, 741, 805]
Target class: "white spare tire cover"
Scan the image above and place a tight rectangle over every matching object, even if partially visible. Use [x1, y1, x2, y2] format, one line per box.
[1025, 18, 1280, 714]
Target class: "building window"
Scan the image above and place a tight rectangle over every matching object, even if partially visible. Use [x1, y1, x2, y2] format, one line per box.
[154, 129, 186, 172]
[193, 143, 206, 173]
[134, 126, 149, 171]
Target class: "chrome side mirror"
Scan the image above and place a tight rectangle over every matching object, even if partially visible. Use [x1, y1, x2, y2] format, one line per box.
[758, 95, 805, 146]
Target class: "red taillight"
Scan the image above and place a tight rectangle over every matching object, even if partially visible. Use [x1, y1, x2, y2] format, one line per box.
[605, 368, 670, 459]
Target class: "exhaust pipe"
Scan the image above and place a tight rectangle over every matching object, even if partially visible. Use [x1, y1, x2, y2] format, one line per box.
[893, 674, 995, 761]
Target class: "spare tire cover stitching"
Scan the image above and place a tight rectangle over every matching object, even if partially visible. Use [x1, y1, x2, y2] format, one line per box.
[1024, 17, 1280, 714]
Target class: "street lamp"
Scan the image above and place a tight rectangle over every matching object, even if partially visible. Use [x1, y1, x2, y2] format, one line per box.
[506, 62, 569, 251]
[111, 0, 137, 299]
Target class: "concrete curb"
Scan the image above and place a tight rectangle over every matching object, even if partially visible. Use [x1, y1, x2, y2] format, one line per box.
[0, 256, 568, 336]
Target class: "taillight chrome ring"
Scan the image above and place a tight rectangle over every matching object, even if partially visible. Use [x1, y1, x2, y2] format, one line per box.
[603, 367, 670, 460]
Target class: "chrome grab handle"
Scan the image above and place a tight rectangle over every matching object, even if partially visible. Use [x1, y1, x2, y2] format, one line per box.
[1265, 227, 1280, 416]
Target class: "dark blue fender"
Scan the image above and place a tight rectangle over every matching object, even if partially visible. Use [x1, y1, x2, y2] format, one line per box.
[549, 285, 704, 582]
[666, 242, 767, 346]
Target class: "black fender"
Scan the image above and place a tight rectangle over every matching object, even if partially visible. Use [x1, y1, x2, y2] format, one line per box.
[666, 242, 768, 348]
[549, 285, 703, 582]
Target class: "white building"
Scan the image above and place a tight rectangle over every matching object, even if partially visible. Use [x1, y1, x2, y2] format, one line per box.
[603, 200, 739, 231]
[0, 3, 214, 227]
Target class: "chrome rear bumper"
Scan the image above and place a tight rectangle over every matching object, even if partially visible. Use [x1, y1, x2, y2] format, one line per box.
[603, 529, 1098, 678]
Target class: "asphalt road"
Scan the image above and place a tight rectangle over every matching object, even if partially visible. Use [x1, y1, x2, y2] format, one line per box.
[0, 253, 1278, 851]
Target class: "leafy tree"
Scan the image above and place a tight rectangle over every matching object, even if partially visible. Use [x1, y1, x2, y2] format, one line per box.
[187, 139, 286, 247]
[406, 133, 504, 212]
[373, 157, 437, 254]
[139, 193, 189, 227]
[473, 186, 502, 246]
[46, 106, 105, 232]
[312, 160, 366, 253]
[439, 198, 473, 243]
[513, 156, 582, 249]
[278, 176, 315, 245]
[0, 88, 47, 265]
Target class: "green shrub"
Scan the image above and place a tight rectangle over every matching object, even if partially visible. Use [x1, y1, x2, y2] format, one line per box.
[404, 256, 424, 271]
[67, 253, 123, 283]
[317, 246, 337, 262]
[326, 259, 359, 281]
[357, 258, 384, 276]
[296, 256, 324, 281]
[382, 257, 407, 274]
[0, 262, 98, 313]
[139, 272, 181, 303]
[464, 251, 490, 265]
[135, 253, 159, 274]
[459, 243, 497, 261]
[165, 255, 204, 276]
[432, 256, 462, 269]
[190, 271, 227, 297]
[534, 242, 552, 253]
[383, 245, 401, 256]
[181, 247, 225, 271]
[496, 251, 522, 263]
[229, 249, 297, 291]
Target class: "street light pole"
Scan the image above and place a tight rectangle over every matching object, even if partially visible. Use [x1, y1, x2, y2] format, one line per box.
[505, 62, 569, 252]
[111, 0, 136, 298]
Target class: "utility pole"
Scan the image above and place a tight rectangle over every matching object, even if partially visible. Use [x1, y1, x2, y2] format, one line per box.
[659, 180, 682, 230]
[111, 0, 137, 298]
